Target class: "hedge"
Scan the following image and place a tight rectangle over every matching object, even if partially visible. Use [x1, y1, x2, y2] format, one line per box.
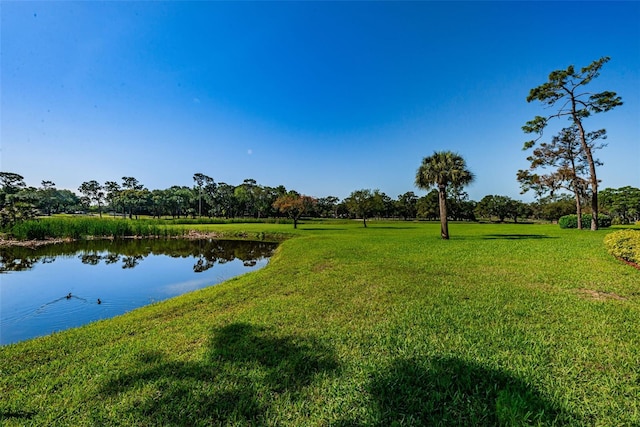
[558, 214, 611, 229]
[604, 229, 640, 264]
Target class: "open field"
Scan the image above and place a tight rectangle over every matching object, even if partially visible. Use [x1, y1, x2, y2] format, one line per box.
[1, 221, 639, 426]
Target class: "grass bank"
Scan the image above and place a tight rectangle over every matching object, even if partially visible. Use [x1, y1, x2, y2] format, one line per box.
[1, 222, 638, 426]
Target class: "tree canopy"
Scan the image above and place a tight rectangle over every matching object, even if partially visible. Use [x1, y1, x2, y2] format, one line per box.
[273, 192, 316, 228]
[344, 189, 380, 228]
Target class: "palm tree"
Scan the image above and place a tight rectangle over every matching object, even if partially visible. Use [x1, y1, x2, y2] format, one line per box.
[415, 151, 474, 239]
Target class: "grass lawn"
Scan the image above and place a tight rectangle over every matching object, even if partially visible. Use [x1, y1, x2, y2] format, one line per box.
[1, 221, 638, 426]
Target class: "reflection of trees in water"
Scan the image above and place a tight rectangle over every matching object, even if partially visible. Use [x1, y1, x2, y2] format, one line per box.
[122, 255, 144, 269]
[79, 253, 102, 265]
[193, 257, 215, 273]
[189, 240, 275, 272]
[1, 239, 277, 272]
[104, 254, 121, 265]
[0, 249, 39, 272]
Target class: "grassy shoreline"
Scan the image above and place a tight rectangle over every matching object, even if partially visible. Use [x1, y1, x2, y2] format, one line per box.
[1, 221, 639, 426]
[2, 216, 297, 242]
[0, 216, 298, 247]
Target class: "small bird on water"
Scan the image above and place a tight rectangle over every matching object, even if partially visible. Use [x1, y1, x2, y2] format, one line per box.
[66, 293, 72, 299]
[97, 298, 102, 305]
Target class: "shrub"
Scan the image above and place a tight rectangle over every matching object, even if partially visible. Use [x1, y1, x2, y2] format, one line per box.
[558, 214, 611, 229]
[604, 229, 640, 264]
[558, 215, 579, 229]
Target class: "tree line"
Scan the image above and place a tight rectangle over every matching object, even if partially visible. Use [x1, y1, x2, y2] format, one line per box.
[1, 171, 637, 229]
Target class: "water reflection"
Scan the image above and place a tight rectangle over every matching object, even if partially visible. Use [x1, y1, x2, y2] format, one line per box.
[0, 239, 277, 346]
[1, 239, 277, 274]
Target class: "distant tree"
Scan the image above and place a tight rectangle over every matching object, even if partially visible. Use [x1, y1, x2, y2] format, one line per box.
[371, 190, 393, 219]
[201, 178, 218, 218]
[193, 173, 214, 217]
[255, 186, 280, 219]
[345, 189, 378, 227]
[416, 190, 440, 220]
[166, 186, 193, 218]
[121, 177, 143, 219]
[600, 186, 640, 224]
[532, 195, 576, 222]
[150, 189, 168, 218]
[396, 191, 418, 220]
[0, 173, 32, 227]
[446, 185, 476, 221]
[234, 179, 259, 217]
[78, 180, 105, 217]
[0, 172, 25, 213]
[37, 180, 57, 216]
[0, 172, 26, 195]
[523, 56, 622, 230]
[415, 151, 474, 239]
[0, 173, 40, 227]
[335, 200, 350, 218]
[122, 176, 142, 190]
[104, 181, 122, 217]
[475, 195, 513, 222]
[273, 191, 316, 228]
[55, 189, 81, 213]
[8, 190, 40, 226]
[316, 196, 340, 218]
[452, 199, 477, 222]
[208, 183, 237, 218]
[510, 200, 533, 223]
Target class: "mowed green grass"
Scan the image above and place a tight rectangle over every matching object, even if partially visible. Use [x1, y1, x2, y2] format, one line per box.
[1, 221, 638, 426]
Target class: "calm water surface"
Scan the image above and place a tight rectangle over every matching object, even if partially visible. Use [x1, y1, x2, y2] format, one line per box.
[0, 239, 277, 345]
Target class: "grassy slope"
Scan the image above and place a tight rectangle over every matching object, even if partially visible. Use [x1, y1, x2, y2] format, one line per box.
[1, 221, 638, 426]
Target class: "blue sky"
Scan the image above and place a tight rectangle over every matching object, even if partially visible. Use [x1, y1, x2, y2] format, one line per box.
[2, 1, 639, 201]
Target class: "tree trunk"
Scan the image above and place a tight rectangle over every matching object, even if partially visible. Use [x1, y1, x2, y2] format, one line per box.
[438, 185, 449, 239]
[572, 106, 598, 230]
[574, 185, 582, 230]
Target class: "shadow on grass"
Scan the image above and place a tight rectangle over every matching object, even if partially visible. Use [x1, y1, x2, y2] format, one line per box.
[368, 226, 420, 230]
[96, 322, 339, 425]
[300, 227, 347, 231]
[337, 356, 575, 426]
[482, 234, 557, 240]
[0, 410, 37, 422]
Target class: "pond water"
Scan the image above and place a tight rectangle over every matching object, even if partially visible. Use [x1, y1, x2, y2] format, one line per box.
[0, 239, 277, 346]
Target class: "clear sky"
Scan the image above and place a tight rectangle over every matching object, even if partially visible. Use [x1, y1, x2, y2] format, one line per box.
[2, 1, 639, 201]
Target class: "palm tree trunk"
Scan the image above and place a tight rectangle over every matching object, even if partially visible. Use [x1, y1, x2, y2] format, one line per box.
[438, 186, 449, 239]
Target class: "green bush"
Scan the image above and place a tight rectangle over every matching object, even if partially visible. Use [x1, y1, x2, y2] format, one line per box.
[604, 229, 640, 264]
[558, 215, 578, 229]
[558, 214, 611, 229]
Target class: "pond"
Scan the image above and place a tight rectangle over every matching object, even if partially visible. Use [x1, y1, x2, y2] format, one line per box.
[0, 239, 278, 346]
